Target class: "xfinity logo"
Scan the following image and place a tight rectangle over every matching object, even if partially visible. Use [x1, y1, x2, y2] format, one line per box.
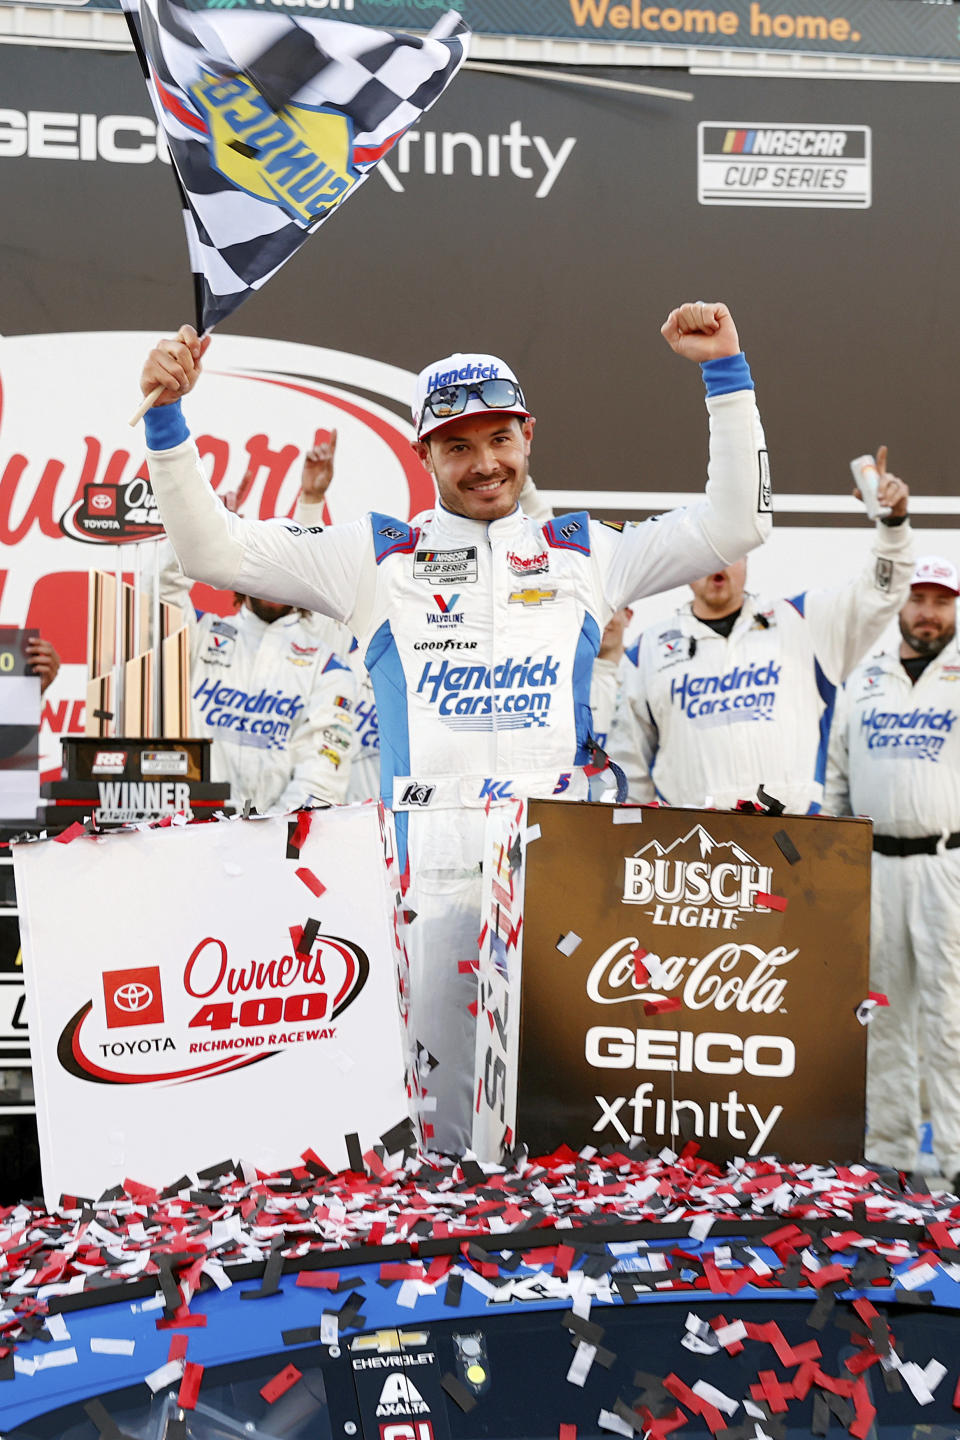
[379, 121, 577, 199]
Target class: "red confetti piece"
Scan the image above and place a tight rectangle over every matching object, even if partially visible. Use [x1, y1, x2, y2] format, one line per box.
[261, 1363, 302, 1404]
[296, 1270, 339, 1290]
[644, 996, 682, 1016]
[178, 1362, 204, 1410]
[756, 891, 787, 912]
[868, 991, 889, 1007]
[632, 948, 650, 985]
[553, 1244, 576, 1279]
[156, 1315, 207, 1330]
[952, 1372, 960, 1409]
[289, 811, 311, 854]
[559, 1427, 577, 1440]
[295, 867, 325, 898]
[167, 1335, 189, 1362]
[53, 822, 85, 845]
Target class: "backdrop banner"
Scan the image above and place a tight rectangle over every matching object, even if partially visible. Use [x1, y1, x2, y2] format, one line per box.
[14, 804, 412, 1204]
[8, 0, 960, 67]
[476, 800, 871, 1164]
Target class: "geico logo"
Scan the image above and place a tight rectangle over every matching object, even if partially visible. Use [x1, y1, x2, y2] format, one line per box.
[585, 1026, 796, 1077]
[0, 111, 170, 165]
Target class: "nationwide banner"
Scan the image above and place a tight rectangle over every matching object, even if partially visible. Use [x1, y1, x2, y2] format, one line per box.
[486, 800, 871, 1164]
[14, 804, 413, 1204]
[8, 0, 960, 66]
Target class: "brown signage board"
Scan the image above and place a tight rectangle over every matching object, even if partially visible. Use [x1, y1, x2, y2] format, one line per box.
[516, 801, 871, 1164]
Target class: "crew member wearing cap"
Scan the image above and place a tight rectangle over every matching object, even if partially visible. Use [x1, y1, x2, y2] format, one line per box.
[826, 555, 960, 1188]
[139, 302, 772, 1153]
[608, 449, 913, 812]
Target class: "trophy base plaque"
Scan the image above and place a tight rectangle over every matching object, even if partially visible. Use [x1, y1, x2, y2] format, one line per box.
[41, 737, 231, 828]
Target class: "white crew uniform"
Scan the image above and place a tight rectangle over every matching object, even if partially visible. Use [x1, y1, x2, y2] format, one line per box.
[607, 526, 913, 813]
[146, 356, 770, 1152]
[159, 550, 356, 814]
[824, 638, 960, 1177]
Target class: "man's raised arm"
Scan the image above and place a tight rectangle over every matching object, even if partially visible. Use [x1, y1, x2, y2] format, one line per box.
[599, 302, 772, 610]
[140, 327, 368, 628]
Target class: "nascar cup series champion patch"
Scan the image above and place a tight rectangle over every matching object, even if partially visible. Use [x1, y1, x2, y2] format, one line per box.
[121, 0, 469, 331]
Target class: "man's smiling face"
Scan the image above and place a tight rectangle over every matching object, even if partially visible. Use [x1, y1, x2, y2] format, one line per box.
[415, 413, 535, 521]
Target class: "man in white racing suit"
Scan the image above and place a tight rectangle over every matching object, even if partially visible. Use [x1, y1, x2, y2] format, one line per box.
[608, 453, 913, 812]
[158, 542, 356, 815]
[825, 555, 960, 1187]
[139, 301, 771, 1152]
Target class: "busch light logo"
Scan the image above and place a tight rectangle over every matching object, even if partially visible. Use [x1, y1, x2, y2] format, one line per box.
[416, 655, 559, 730]
[194, 677, 304, 750]
[623, 824, 774, 931]
[671, 661, 780, 721]
[861, 704, 956, 761]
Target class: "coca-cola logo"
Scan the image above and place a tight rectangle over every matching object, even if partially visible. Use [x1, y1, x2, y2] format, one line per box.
[586, 937, 796, 1014]
[56, 929, 369, 1085]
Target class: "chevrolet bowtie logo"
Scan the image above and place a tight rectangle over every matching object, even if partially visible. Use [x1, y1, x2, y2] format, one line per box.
[508, 588, 556, 606]
[351, 1330, 430, 1353]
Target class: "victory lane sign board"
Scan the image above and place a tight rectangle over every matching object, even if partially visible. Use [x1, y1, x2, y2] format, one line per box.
[515, 802, 871, 1164]
[13, 805, 411, 1205]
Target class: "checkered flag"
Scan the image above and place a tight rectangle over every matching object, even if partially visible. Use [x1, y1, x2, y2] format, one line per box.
[121, 0, 469, 332]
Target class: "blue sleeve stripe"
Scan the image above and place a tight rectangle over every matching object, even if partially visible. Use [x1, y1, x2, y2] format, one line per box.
[144, 400, 189, 450]
[700, 352, 754, 397]
[321, 654, 350, 675]
[787, 592, 806, 618]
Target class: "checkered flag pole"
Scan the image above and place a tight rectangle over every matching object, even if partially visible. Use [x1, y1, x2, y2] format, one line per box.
[121, 0, 468, 338]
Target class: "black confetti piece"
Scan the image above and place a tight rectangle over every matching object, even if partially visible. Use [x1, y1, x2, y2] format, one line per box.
[345, 1133, 364, 1174]
[298, 917, 321, 957]
[283, 1326, 322, 1345]
[444, 1273, 463, 1307]
[757, 783, 786, 815]
[441, 1373, 477, 1412]
[773, 829, 801, 864]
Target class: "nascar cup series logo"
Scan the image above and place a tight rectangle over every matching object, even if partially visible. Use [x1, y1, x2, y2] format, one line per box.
[57, 929, 368, 1084]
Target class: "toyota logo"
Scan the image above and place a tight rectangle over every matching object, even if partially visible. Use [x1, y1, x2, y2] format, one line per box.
[114, 982, 154, 1012]
[91, 493, 112, 510]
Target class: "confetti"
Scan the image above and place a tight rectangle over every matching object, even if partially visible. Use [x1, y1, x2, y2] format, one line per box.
[260, 1363, 302, 1403]
[295, 866, 326, 897]
[756, 892, 788, 912]
[557, 932, 583, 956]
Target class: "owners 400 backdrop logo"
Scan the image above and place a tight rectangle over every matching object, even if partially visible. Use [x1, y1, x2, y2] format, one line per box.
[57, 926, 369, 1085]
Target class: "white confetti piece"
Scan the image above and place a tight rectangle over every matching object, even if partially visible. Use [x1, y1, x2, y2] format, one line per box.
[556, 931, 582, 956]
[693, 1380, 739, 1417]
[598, 1408, 634, 1436]
[145, 1358, 185, 1393]
[612, 808, 644, 824]
[523, 824, 541, 843]
[130, 1293, 164, 1314]
[35, 1346, 78, 1370]
[567, 1341, 597, 1387]
[687, 1215, 715, 1242]
[90, 1337, 136, 1356]
[898, 1262, 937, 1290]
[45, 1313, 70, 1342]
[900, 1361, 936, 1405]
[321, 1313, 339, 1345]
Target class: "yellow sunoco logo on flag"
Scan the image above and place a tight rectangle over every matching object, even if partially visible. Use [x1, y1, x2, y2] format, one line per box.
[191, 72, 359, 225]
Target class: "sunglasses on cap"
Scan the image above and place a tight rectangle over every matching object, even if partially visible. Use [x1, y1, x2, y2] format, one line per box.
[420, 377, 526, 432]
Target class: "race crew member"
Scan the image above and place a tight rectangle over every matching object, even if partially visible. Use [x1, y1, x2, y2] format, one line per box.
[140, 301, 772, 1153]
[608, 450, 912, 812]
[825, 555, 960, 1188]
[158, 531, 356, 815]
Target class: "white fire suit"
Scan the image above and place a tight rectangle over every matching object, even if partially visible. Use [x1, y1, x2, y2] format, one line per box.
[145, 355, 771, 1152]
[824, 637, 960, 1178]
[158, 549, 356, 814]
[607, 524, 913, 813]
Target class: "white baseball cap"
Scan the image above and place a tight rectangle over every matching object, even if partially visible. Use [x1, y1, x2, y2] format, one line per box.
[911, 555, 960, 595]
[412, 352, 531, 439]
